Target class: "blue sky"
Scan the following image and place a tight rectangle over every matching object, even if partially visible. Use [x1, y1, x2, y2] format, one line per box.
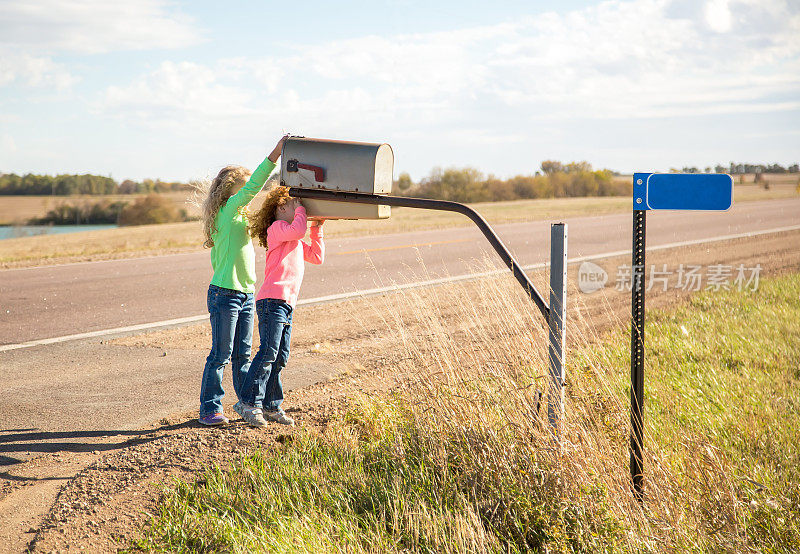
[0, 0, 798, 182]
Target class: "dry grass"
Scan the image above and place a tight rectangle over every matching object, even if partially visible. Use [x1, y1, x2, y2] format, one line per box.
[0, 221, 202, 266]
[138, 264, 800, 552]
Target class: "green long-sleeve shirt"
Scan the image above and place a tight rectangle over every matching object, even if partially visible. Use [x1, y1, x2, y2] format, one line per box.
[209, 156, 276, 293]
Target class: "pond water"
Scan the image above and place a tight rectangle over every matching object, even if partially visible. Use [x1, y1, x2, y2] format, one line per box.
[0, 224, 118, 240]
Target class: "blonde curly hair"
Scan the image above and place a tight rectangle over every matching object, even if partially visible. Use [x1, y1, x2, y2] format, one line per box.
[249, 185, 291, 248]
[195, 165, 251, 248]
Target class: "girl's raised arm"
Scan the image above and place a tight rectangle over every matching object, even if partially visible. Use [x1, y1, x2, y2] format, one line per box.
[228, 135, 287, 210]
[269, 204, 308, 243]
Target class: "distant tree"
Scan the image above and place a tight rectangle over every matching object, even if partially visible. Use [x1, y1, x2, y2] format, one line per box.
[484, 176, 516, 201]
[87, 200, 128, 223]
[117, 194, 185, 226]
[508, 175, 551, 199]
[414, 167, 486, 203]
[0, 173, 21, 194]
[540, 160, 564, 175]
[394, 172, 413, 193]
[0, 171, 192, 195]
[593, 169, 618, 196]
[563, 161, 593, 174]
[31, 199, 128, 225]
[118, 180, 138, 194]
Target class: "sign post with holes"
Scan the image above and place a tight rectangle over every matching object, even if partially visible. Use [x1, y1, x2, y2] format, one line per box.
[630, 172, 733, 500]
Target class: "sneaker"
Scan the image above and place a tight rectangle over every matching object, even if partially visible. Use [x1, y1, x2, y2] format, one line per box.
[233, 400, 246, 419]
[241, 406, 268, 428]
[265, 409, 295, 427]
[199, 413, 229, 426]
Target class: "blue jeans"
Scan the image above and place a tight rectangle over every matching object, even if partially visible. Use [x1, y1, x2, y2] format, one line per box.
[240, 298, 293, 411]
[199, 284, 254, 417]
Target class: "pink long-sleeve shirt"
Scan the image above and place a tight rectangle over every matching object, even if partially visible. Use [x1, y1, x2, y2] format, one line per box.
[256, 206, 324, 306]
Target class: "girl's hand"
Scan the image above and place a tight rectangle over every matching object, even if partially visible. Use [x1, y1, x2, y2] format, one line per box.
[289, 198, 303, 211]
[268, 134, 289, 163]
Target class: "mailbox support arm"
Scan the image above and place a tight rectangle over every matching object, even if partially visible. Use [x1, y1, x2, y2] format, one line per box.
[287, 187, 550, 323]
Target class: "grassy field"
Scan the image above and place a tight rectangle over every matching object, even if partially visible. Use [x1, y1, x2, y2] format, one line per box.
[1, 180, 797, 267]
[136, 271, 800, 552]
[0, 191, 194, 225]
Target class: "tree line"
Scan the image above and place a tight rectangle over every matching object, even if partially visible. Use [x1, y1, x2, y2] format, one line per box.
[0, 173, 192, 196]
[394, 161, 630, 203]
[30, 195, 194, 226]
[4, 159, 796, 201]
[679, 162, 800, 174]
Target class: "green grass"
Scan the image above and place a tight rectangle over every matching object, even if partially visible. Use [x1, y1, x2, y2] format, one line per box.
[138, 405, 622, 553]
[136, 272, 800, 552]
[574, 273, 800, 550]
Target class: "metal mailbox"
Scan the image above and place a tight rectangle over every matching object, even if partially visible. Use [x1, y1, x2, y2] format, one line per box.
[280, 137, 393, 219]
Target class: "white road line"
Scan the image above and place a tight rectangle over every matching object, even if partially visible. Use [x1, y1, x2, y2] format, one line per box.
[2, 224, 799, 353]
[0, 315, 208, 352]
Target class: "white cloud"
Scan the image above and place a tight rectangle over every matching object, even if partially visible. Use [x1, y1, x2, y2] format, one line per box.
[0, 51, 78, 89]
[705, 0, 733, 32]
[102, 61, 255, 124]
[89, 0, 800, 178]
[0, 0, 200, 54]
[0, 0, 200, 90]
[98, 0, 800, 132]
[485, 0, 800, 118]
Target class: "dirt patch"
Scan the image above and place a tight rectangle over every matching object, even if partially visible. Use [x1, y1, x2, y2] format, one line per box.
[3, 229, 800, 552]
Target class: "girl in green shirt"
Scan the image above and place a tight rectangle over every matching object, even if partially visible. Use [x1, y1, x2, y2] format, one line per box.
[198, 135, 287, 425]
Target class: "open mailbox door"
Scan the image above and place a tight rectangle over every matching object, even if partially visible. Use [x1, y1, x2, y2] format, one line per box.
[280, 137, 393, 219]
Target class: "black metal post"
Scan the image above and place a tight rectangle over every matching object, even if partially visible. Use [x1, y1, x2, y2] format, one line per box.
[630, 209, 646, 501]
[287, 187, 550, 323]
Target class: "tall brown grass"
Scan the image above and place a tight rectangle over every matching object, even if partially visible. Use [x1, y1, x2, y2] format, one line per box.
[141, 259, 799, 552]
[342, 261, 798, 551]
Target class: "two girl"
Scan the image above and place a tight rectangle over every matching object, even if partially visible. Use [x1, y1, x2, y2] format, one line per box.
[198, 135, 324, 427]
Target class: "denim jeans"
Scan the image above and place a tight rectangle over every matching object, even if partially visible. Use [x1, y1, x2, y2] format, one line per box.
[199, 284, 254, 417]
[240, 298, 293, 411]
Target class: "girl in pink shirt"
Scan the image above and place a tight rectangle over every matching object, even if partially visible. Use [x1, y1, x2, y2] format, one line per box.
[235, 186, 324, 427]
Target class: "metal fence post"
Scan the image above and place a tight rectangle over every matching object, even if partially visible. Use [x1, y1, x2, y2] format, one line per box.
[548, 223, 567, 439]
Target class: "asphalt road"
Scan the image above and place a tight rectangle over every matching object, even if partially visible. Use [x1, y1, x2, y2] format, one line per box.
[2, 197, 800, 346]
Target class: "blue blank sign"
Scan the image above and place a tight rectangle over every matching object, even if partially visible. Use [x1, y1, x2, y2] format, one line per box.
[633, 173, 733, 211]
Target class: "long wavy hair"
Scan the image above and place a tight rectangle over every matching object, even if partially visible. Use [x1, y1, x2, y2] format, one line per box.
[249, 185, 291, 248]
[195, 165, 251, 248]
